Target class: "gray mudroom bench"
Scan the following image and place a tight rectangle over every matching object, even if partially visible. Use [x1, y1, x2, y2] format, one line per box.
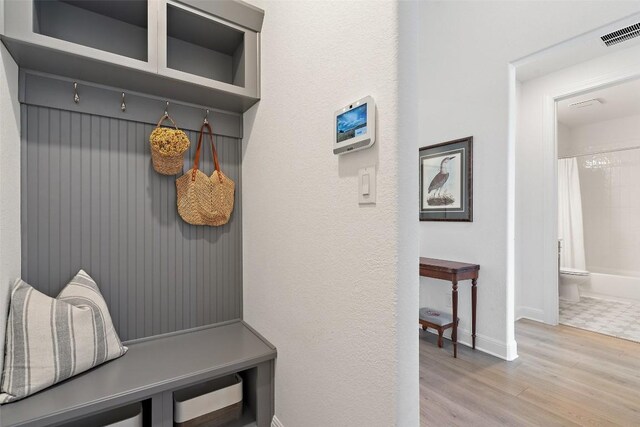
[0, 1, 272, 426]
[1, 320, 276, 427]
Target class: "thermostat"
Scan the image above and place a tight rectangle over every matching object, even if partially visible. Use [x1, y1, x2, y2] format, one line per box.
[333, 96, 376, 155]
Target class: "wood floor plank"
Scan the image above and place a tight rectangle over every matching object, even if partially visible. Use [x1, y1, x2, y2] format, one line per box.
[518, 327, 640, 374]
[517, 385, 618, 427]
[420, 319, 640, 426]
[513, 360, 640, 414]
[420, 346, 529, 397]
[518, 335, 640, 391]
[426, 363, 571, 426]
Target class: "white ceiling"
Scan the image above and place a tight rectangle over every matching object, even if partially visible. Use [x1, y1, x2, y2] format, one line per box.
[557, 77, 640, 128]
[515, 13, 640, 82]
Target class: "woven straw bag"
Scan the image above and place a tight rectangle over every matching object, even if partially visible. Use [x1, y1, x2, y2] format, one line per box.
[176, 122, 235, 226]
[149, 114, 190, 175]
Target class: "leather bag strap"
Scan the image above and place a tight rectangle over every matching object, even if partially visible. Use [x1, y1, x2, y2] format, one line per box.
[192, 122, 222, 183]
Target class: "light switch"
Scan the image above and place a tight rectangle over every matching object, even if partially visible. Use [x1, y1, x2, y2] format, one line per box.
[362, 174, 370, 195]
[358, 166, 376, 204]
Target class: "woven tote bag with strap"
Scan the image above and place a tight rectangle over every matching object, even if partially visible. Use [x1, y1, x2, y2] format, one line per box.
[176, 122, 235, 226]
[149, 114, 190, 175]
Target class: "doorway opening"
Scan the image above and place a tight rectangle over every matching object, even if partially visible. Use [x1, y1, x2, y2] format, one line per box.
[512, 11, 640, 331]
[556, 79, 640, 342]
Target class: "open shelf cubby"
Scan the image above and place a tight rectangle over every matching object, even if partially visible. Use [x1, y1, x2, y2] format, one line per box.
[58, 401, 146, 427]
[33, 0, 149, 62]
[172, 367, 259, 427]
[166, 3, 246, 88]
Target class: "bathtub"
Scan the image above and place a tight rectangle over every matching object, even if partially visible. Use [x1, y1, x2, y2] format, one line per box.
[580, 272, 640, 303]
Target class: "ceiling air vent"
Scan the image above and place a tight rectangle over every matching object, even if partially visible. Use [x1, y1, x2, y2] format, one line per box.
[601, 23, 640, 47]
[568, 99, 602, 109]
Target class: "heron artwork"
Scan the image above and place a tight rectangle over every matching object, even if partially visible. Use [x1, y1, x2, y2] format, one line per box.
[427, 156, 456, 206]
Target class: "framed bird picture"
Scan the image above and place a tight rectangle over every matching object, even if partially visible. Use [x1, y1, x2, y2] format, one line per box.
[419, 136, 473, 221]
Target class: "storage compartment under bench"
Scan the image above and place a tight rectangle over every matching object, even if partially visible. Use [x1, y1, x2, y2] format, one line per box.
[174, 374, 243, 427]
[60, 402, 143, 427]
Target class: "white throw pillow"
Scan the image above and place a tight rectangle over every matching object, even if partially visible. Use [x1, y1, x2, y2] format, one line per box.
[0, 270, 127, 403]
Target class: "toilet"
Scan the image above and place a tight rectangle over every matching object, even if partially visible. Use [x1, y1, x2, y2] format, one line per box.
[559, 267, 590, 302]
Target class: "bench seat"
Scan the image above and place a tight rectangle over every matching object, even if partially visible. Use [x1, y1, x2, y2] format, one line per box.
[1, 320, 276, 427]
[419, 307, 455, 326]
[419, 307, 459, 353]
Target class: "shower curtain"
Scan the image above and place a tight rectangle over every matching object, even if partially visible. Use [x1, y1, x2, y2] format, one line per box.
[558, 158, 586, 271]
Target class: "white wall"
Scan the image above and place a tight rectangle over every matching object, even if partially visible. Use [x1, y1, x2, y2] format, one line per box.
[579, 147, 640, 276]
[569, 113, 640, 156]
[242, 1, 418, 427]
[517, 44, 640, 323]
[557, 122, 572, 158]
[419, 0, 640, 359]
[0, 44, 21, 377]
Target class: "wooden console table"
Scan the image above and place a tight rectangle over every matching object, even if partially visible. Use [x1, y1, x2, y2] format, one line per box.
[419, 257, 479, 358]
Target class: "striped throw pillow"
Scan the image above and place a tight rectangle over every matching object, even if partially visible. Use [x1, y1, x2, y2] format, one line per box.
[0, 270, 127, 403]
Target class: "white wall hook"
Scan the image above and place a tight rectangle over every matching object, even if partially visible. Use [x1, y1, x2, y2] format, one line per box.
[73, 82, 79, 104]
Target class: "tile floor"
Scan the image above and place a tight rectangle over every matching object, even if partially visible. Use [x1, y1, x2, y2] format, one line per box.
[559, 296, 640, 343]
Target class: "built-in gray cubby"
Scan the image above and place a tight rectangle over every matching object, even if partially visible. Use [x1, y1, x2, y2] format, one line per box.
[167, 3, 245, 87]
[0, 1, 273, 424]
[58, 402, 145, 427]
[159, 0, 259, 97]
[1, 0, 263, 112]
[2, 68, 275, 427]
[33, 0, 149, 62]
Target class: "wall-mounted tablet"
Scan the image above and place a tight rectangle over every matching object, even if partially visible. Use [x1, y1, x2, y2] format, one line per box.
[333, 96, 375, 155]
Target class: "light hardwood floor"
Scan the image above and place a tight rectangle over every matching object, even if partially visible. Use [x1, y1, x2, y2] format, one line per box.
[420, 319, 640, 426]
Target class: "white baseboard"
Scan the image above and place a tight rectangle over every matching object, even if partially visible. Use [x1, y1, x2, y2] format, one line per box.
[516, 306, 545, 322]
[421, 326, 518, 361]
[580, 290, 640, 304]
[272, 415, 284, 427]
[504, 338, 519, 361]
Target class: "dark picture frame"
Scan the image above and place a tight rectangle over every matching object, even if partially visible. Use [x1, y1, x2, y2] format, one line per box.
[419, 136, 473, 222]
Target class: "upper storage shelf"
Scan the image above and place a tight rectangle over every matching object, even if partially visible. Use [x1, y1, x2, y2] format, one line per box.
[34, 0, 149, 62]
[160, 1, 259, 96]
[1, 0, 263, 113]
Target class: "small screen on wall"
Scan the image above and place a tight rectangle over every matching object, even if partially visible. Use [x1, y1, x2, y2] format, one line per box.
[336, 104, 367, 143]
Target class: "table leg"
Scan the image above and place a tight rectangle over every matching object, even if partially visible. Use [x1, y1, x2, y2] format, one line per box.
[472, 278, 477, 350]
[452, 280, 458, 358]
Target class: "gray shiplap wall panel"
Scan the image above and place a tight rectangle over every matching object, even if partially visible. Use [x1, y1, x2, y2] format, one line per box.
[21, 106, 242, 341]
